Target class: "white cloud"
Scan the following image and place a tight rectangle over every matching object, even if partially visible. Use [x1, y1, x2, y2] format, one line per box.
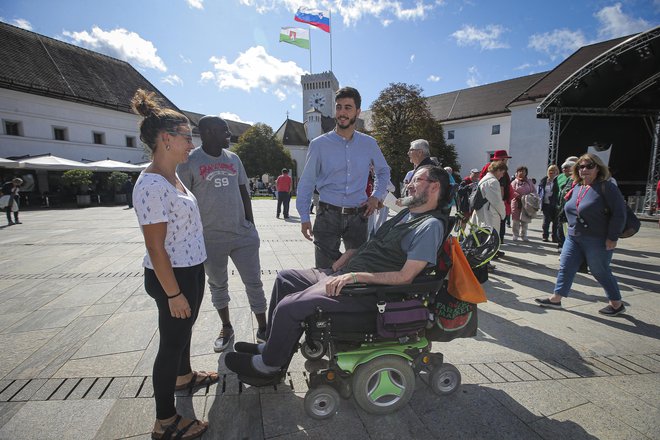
[527, 28, 588, 60]
[200, 71, 215, 82]
[410, 54, 415, 63]
[1, 17, 33, 30]
[62, 26, 167, 71]
[219, 112, 253, 124]
[451, 24, 509, 50]
[186, 0, 204, 9]
[13, 18, 33, 30]
[161, 74, 183, 86]
[202, 46, 306, 101]
[595, 3, 650, 39]
[180, 54, 192, 64]
[466, 66, 480, 87]
[239, 0, 441, 26]
[427, 75, 441, 82]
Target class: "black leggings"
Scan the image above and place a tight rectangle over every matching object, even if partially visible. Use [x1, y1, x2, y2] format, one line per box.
[5, 207, 18, 223]
[144, 264, 205, 420]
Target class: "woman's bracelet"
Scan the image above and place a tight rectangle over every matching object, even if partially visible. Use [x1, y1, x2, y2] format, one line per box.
[167, 291, 182, 299]
[350, 272, 358, 284]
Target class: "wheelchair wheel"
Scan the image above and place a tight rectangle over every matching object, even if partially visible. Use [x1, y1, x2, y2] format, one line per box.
[430, 363, 461, 396]
[352, 355, 415, 415]
[304, 385, 340, 419]
[300, 339, 326, 361]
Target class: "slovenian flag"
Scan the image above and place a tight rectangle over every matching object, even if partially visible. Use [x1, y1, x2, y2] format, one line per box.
[279, 27, 310, 49]
[294, 7, 330, 33]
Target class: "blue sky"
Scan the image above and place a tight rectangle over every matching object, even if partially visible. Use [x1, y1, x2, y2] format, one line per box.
[1, 0, 658, 130]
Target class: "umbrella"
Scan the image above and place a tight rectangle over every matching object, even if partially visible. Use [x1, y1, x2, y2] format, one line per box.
[17, 155, 90, 171]
[0, 157, 19, 168]
[86, 159, 147, 172]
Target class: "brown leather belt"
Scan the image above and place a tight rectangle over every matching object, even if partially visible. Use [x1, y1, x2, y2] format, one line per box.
[319, 201, 365, 215]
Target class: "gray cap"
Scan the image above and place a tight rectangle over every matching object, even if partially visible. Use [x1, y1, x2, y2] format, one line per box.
[561, 160, 576, 169]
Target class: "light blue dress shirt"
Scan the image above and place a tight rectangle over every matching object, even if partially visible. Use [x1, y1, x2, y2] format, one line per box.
[296, 130, 390, 223]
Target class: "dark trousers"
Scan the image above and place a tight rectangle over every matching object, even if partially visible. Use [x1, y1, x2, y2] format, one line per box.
[541, 203, 558, 241]
[499, 218, 507, 244]
[277, 192, 291, 217]
[312, 205, 368, 269]
[5, 206, 18, 223]
[144, 264, 205, 420]
[262, 268, 377, 367]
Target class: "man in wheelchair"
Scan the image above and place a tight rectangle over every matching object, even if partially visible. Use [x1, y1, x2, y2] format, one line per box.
[225, 165, 452, 386]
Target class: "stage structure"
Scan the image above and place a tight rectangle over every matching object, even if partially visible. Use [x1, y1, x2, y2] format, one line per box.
[537, 26, 660, 213]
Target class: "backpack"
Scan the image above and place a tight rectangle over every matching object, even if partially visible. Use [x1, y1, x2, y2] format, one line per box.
[456, 181, 475, 213]
[469, 184, 487, 211]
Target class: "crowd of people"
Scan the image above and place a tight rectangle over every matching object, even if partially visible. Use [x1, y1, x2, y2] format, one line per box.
[125, 85, 648, 439]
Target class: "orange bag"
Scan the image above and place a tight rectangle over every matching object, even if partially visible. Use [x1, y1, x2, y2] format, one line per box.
[447, 237, 487, 304]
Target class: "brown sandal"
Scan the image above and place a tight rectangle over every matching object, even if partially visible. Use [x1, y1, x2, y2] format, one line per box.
[175, 370, 220, 393]
[151, 415, 208, 440]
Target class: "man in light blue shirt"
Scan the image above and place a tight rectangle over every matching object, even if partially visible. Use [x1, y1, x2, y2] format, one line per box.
[296, 86, 391, 269]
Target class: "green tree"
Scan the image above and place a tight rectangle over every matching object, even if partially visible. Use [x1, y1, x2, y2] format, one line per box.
[232, 123, 294, 178]
[369, 83, 458, 195]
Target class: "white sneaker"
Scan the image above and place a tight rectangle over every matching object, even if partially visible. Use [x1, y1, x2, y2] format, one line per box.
[213, 326, 234, 353]
[512, 236, 519, 241]
[522, 236, 529, 242]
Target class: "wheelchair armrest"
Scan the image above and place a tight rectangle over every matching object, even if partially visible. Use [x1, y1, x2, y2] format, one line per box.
[342, 274, 446, 297]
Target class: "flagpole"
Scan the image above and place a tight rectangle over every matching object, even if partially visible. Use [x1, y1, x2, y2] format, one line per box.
[309, 25, 312, 73]
[329, 10, 333, 72]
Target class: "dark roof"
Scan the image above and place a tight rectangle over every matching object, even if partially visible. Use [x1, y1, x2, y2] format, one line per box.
[0, 21, 178, 114]
[511, 36, 631, 105]
[426, 72, 549, 121]
[275, 118, 308, 146]
[182, 110, 252, 141]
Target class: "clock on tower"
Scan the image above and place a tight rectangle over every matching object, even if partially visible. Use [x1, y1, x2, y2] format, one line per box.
[309, 92, 326, 110]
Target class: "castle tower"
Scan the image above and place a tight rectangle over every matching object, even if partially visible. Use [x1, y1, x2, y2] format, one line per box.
[301, 71, 339, 119]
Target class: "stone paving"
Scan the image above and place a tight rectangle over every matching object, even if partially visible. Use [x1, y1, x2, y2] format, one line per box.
[0, 201, 658, 439]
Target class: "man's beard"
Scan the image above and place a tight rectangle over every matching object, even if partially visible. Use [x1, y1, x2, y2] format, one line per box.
[336, 115, 357, 129]
[399, 190, 428, 208]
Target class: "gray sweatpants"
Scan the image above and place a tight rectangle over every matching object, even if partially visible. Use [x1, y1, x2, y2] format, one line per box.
[261, 268, 377, 367]
[204, 226, 267, 314]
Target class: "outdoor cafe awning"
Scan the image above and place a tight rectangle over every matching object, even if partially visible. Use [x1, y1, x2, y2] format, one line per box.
[86, 159, 146, 172]
[17, 155, 89, 171]
[0, 157, 19, 168]
[11, 155, 147, 172]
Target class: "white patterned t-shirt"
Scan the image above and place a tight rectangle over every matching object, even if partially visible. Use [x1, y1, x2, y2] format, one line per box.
[133, 172, 207, 269]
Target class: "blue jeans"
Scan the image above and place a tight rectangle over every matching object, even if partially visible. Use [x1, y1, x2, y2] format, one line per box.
[554, 234, 621, 301]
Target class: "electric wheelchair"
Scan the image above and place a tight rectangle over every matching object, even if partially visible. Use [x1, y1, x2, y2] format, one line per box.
[296, 216, 495, 419]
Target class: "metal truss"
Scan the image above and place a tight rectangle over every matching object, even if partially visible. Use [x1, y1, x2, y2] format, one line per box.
[609, 72, 660, 111]
[547, 113, 560, 166]
[537, 26, 660, 117]
[643, 116, 660, 213]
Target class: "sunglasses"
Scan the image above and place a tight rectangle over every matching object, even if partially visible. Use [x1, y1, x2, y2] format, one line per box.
[578, 163, 596, 170]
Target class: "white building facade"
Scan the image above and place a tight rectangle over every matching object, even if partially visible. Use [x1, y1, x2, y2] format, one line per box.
[0, 88, 147, 164]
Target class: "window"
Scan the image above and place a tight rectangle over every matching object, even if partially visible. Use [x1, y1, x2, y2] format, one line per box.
[447, 130, 454, 140]
[93, 132, 105, 144]
[4, 120, 21, 136]
[53, 127, 68, 141]
[491, 124, 500, 135]
[125, 136, 136, 148]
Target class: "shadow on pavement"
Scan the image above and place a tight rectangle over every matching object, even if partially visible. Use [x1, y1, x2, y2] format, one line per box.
[475, 310, 599, 377]
[566, 310, 660, 340]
